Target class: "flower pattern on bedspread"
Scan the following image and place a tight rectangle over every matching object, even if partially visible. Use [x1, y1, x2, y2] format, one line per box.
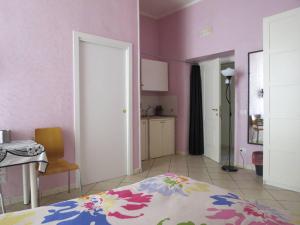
[1, 174, 299, 225]
[207, 193, 294, 225]
[42, 189, 152, 225]
[139, 173, 210, 196]
[210, 192, 241, 206]
[157, 218, 200, 225]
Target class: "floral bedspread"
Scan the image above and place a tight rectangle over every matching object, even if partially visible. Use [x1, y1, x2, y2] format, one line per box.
[1, 173, 299, 225]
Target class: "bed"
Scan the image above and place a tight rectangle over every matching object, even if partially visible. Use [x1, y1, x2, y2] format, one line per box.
[1, 173, 299, 225]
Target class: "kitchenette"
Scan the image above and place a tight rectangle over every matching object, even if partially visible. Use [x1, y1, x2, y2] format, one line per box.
[140, 58, 177, 160]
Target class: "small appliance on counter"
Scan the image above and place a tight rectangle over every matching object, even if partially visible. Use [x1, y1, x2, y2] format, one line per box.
[155, 105, 163, 116]
[0, 130, 11, 144]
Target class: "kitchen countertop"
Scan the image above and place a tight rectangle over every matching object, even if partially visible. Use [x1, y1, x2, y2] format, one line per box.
[141, 115, 176, 119]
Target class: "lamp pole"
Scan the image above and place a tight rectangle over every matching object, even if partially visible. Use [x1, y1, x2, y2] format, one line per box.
[222, 77, 238, 172]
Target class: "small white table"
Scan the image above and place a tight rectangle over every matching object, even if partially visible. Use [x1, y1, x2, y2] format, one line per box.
[0, 140, 48, 210]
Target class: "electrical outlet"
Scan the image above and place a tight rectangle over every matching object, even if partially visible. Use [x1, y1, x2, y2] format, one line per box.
[240, 148, 247, 154]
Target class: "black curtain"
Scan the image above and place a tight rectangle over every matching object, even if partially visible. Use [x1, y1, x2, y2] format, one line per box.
[189, 65, 204, 155]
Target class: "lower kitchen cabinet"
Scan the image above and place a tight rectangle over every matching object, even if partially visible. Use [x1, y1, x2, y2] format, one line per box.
[149, 118, 175, 158]
[141, 119, 149, 160]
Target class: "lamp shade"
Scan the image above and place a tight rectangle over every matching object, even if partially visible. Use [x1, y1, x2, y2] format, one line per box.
[221, 68, 235, 77]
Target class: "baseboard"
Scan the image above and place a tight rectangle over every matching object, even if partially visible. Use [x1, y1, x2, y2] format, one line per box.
[264, 179, 300, 193]
[234, 163, 255, 171]
[4, 194, 23, 206]
[40, 183, 77, 198]
[175, 150, 188, 156]
[4, 183, 77, 206]
[4, 168, 143, 206]
[133, 167, 142, 174]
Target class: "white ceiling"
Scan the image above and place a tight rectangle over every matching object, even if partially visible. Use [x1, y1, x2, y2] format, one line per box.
[140, 0, 203, 19]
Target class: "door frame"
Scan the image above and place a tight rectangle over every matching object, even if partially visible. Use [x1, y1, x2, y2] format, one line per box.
[73, 31, 133, 187]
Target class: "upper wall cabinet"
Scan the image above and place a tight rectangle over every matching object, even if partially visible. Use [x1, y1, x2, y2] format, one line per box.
[141, 59, 168, 91]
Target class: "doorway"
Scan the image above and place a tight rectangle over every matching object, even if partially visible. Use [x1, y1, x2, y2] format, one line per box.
[73, 32, 133, 186]
[199, 57, 235, 164]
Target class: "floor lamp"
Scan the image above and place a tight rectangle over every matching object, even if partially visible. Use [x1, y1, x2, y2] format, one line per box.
[221, 68, 238, 172]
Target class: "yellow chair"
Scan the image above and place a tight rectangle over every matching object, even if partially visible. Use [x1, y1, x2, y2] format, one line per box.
[35, 127, 81, 194]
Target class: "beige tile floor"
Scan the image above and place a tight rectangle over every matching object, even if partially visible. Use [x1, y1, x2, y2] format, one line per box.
[5, 155, 300, 217]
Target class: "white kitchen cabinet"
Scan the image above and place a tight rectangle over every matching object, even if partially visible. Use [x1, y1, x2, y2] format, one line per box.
[149, 120, 163, 158]
[149, 118, 175, 158]
[141, 119, 149, 160]
[162, 119, 175, 156]
[141, 59, 168, 91]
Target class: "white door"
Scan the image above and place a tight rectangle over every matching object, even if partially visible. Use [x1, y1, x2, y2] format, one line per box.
[74, 32, 132, 185]
[200, 59, 221, 163]
[263, 7, 300, 192]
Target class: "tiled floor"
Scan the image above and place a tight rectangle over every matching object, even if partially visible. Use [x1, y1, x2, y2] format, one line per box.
[5, 155, 300, 217]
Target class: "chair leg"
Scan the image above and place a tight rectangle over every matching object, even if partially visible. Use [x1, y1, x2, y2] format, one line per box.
[0, 185, 6, 214]
[37, 177, 41, 205]
[68, 170, 71, 193]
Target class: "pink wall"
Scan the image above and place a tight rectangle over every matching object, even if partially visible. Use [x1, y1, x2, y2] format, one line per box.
[157, 0, 300, 165]
[140, 15, 163, 96]
[140, 16, 160, 57]
[140, 15, 190, 152]
[0, 0, 139, 199]
[162, 61, 190, 153]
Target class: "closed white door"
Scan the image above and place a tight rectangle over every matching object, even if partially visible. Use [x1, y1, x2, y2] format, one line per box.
[149, 120, 163, 158]
[141, 119, 148, 161]
[75, 33, 132, 185]
[263, 7, 300, 191]
[200, 59, 221, 163]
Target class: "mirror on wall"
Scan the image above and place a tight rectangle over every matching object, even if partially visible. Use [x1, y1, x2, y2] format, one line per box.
[248, 50, 263, 145]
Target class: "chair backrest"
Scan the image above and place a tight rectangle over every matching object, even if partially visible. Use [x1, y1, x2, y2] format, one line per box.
[256, 118, 264, 126]
[35, 127, 64, 161]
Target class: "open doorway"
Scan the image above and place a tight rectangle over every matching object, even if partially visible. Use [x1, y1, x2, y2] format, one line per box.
[199, 56, 235, 165]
